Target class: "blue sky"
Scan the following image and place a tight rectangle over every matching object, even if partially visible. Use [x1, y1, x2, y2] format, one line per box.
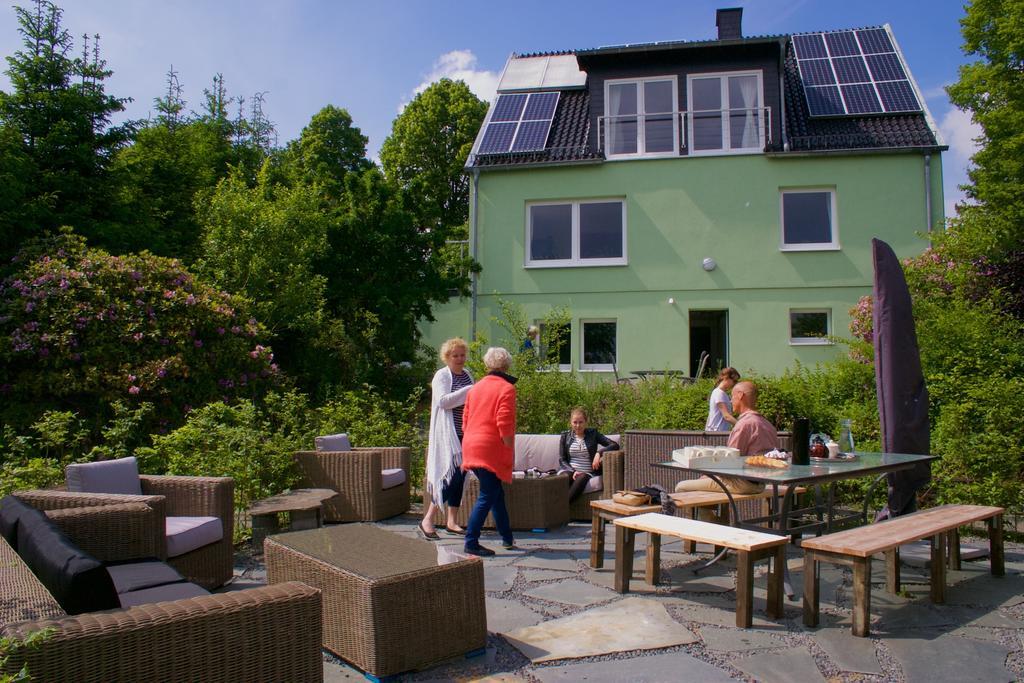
[0, 0, 978, 215]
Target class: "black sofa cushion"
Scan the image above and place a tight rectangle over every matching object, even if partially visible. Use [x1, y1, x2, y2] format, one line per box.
[0, 495, 31, 551]
[106, 559, 188, 594]
[16, 504, 120, 615]
[118, 581, 209, 607]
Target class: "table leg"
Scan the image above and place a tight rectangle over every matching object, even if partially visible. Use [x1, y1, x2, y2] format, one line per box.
[852, 557, 871, 637]
[766, 545, 784, 619]
[646, 532, 661, 585]
[989, 514, 1004, 577]
[614, 525, 635, 593]
[590, 511, 605, 568]
[291, 509, 319, 532]
[251, 513, 280, 554]
[685, 507, 697, 554]
[802, 551, 819, 627]
[885, 548, 900, 594]
[948, 528, 961, 570]
[930, 533, 947, 604]
[736, 550, 753, 628]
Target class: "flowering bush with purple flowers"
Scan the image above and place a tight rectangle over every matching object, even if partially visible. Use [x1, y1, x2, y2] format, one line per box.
[0, 230, 282, 432]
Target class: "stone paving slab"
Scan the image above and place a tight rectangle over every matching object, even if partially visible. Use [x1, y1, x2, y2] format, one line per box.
[485, 566, 518, 592]
[948, 625, 1007, 643]
[524, 579, 618, 607]
[698, 627, 782, 652]
[323, 659, 363, 681]
[883, 633, 1014, 683]
[945, 571, 1024, 607]
[810, 625, 883, 675]
[667, 595, 784, 630]
[504, 597, 698, 663]
[487, 597, 545, 634]
[413, 646, 501, 681]
[521, 568, 576, 583]
[732, 647, 825, 683]
[585, 566, 660, 594]
[531, 651, 736, 682]
[897, 540, 989, 566]
[515, 551, 581, 571]
[661, 564, 736, 593]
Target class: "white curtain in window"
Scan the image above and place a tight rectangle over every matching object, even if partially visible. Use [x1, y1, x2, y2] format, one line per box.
[608, 85, 623, 153]
[737, 76, 759, 149]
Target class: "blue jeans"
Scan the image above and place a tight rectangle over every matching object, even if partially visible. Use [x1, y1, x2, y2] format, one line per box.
[465, 467, 513, 549]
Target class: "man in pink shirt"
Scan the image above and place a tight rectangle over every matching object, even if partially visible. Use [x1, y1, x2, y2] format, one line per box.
[676, 380, 778, 496]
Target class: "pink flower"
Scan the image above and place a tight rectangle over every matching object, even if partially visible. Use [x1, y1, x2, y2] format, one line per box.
[129, 386, 140, 395]
[163, 290, 175, 299]
[194, 339, 203, 348]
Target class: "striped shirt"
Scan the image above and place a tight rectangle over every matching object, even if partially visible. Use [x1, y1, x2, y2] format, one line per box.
[450, 370, 472, 440]
[568, 435, 593, 473]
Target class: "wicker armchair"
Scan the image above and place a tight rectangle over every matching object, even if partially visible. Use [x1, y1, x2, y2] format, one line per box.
[15, 474, 235, 590]
[1, 500, 322, 683]
[293, 447, 411, 522]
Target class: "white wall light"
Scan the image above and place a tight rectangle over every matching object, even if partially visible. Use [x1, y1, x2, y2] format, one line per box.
[667, 297, 675, 305]
[702, 257, 717, 271]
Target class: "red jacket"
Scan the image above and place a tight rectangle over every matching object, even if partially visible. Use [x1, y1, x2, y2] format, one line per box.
[461, 372, 517, 482]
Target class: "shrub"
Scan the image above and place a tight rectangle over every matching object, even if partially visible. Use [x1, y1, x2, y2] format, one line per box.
[0, 229, 281, 435]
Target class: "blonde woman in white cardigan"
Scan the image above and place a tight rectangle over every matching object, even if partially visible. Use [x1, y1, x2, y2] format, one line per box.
[420, 338, 474, 539]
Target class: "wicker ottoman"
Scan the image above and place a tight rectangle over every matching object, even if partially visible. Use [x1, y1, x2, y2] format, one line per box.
[264, 524, 486, 678]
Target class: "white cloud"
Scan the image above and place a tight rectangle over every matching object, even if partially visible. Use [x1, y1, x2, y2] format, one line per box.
[399, 50, 500, 112]
[937, 105, 982, 217]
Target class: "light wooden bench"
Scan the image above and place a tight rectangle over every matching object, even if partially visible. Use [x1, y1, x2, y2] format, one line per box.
[802, 504, 1005, 637]
[613, 513, 789, 627]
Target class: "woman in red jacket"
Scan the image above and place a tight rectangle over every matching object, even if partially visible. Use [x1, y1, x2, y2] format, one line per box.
[460, 347, 517, 556]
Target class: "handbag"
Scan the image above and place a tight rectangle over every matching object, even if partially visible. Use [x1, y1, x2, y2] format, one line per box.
[612, 490, 652, 506]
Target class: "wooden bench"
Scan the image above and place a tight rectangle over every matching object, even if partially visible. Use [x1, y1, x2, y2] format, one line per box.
[613, 513, 789, 627]
[801, 504, 1005, 637]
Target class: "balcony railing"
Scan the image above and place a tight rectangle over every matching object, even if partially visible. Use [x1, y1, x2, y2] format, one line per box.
[598, 107, 772, 157]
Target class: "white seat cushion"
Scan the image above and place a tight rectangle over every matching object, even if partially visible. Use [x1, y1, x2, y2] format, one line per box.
[315, 433, 352, 452]
[165, 516, 223, 558]
[381, 468, 406, 490]
[584, 475, 604, 494]
[66, 456, 143, 495]
[514, 434, 563, 471]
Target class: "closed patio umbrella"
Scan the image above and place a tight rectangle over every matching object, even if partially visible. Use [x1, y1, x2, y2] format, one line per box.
[872, 238, 931, 518]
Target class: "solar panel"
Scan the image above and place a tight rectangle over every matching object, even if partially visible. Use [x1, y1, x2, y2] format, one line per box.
[491, 94, 527, 122]
[825, 31, 860, 56]
[876, 80, 920, 112]
[841, 83, 883, 114]
[798, 58, 835, 86]
[805, 86, 845, 116]
[866, 53, 906, 81]
[832, 56, 870, 84]
[856, 28, 894, 54]
[477, 91, 560, 154]
[794, 27, 922, 117]
[793, 33, 828, 59]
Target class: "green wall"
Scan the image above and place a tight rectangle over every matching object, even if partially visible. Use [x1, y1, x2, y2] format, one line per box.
[423, 151, 944, 376]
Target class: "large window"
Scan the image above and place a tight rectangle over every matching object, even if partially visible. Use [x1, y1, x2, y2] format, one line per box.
[526, 200, 626, 267]
[789, 309, 832, 345]
[687, 71, 764, 154]
[581, 320, 617, 371]
[604, 76, 678, 158]
[780, 189, 838, 250]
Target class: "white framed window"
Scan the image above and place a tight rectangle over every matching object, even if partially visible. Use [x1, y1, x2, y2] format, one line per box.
[581, 319, 617, 371]
[780, 189, 839, 250]
[789, 309, 832, 345]
[604, 76, 679, 158]
[526, 199, 627, 267]
[537, 320, 571, 372]
[687, 70, 765, 155]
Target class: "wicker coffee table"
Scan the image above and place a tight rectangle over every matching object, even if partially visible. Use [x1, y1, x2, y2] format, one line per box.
[264, 524, 486, 678]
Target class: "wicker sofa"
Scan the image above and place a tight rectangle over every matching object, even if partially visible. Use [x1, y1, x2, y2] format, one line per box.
[294, 446, 411, 522]
[15, 473, 235, 590]
[432, 434, 624, 529]
[1, 495, 323, 683]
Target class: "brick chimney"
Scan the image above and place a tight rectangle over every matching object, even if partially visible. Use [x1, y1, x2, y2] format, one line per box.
[716, 8, 743, 40]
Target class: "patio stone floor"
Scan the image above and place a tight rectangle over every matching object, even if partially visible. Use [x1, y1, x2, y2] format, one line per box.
[231, 513, 1024, 682]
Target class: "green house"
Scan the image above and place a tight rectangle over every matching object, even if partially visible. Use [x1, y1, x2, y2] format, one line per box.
[424, 8, 945, 378]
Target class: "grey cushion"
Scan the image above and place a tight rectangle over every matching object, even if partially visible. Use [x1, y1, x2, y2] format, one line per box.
[315, 433, 352, 452]
[166, 516, 223, 558]
[66, 456, 143, 495]
[0, 495, 32, 551]
[107, 559, 187, 594]
[117, 581, 209, 607]
[16, 505, 120, 614]
[381, 468, 406, 490]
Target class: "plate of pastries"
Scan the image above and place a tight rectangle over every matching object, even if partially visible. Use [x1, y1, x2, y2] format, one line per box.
[743, 454, 789, 469]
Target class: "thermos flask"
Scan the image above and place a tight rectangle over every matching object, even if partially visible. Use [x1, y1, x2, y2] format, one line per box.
[792, 417, 810, 465]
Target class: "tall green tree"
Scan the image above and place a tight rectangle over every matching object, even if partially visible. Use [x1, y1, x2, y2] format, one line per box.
[379, 78, 487, 234]
[0, 0, 131, 257]
[281, 105, 370, 196]
[947, 0, 1024, 252]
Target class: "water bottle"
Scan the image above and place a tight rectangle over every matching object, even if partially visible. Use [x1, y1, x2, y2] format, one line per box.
[837, 419, 855, 455]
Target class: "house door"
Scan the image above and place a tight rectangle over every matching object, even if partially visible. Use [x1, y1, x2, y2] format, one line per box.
[689, 310, 728, 378]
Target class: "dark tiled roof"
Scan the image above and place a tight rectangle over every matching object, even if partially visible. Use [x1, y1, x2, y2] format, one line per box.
[470, 90, 599, 169]
[782, 41, 938, 152]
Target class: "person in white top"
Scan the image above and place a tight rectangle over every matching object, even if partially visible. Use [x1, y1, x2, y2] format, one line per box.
[704, 367, 740, 432]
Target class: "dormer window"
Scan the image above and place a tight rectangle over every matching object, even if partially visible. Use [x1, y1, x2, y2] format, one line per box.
[603, 76, 679, 158]
[687, 70, 765, 155]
